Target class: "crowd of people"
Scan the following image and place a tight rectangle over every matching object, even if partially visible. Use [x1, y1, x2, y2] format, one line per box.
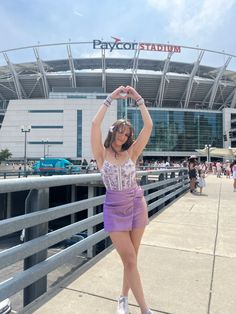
[188, 156, 236, 194]
[80, 157, 236, 195]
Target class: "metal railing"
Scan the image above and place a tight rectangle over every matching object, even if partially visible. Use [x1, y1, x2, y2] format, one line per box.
[0, 168, 189, 311]
[0, 165, 184, 179]
[0, 169, 81, 179]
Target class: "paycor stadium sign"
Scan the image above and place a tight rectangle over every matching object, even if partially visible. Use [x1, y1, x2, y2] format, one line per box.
[93, 39, 181, 53]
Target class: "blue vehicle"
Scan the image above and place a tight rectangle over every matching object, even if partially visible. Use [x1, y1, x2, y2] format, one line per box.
[32, 158, 80, 175]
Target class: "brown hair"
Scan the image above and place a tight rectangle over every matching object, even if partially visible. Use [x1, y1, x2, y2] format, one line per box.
[104, 119, 134, 151]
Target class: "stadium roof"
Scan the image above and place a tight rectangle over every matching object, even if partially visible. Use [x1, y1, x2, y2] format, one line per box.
[0, 42, 236, 110]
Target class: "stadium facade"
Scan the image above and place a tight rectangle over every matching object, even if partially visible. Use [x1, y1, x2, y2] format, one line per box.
[0, 40, 236, 161]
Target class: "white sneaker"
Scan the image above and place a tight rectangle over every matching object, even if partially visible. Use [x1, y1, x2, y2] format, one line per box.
[116, 296, 129, 314]
[146, 310, 153, 314]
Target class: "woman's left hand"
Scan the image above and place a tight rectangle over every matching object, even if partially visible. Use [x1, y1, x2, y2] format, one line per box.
[126, 85, 141, 101]
[111, 86, 127, 99]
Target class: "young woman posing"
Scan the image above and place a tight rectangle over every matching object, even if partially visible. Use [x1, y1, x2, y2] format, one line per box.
[91, 85, 153, 314]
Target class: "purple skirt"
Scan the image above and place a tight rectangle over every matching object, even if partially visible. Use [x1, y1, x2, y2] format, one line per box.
[103, 185, 148, 232]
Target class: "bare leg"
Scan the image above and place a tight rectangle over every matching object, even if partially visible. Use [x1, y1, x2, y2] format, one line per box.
[190, 178, 196, 191]
[122, 227, 145, 296]
[109, 230, 148, 314]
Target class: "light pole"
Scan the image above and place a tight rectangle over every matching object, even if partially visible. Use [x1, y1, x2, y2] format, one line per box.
[21, 125, 31, 177]
[205, 144, 211, 163]
[47, 144, 50, 157]
[42, 139, 48, 158]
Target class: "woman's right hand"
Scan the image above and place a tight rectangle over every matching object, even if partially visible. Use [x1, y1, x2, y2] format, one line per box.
[110, 86, 127, 99]
[126, 85, 141, 101]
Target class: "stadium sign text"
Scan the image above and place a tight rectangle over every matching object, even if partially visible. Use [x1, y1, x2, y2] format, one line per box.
[93, 39, 181, 53]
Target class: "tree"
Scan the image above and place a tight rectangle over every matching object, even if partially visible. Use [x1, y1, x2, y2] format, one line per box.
[0, 149, 12, 162]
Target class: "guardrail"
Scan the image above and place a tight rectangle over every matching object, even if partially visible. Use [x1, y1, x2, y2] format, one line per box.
[0, 168, 189, 311]
[0, 169, 81, 179]
[0, 166, 183, 179]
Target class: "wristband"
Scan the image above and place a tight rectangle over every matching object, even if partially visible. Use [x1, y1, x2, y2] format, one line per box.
[136, 97, 144, 106]
[104, 95, 113, 107]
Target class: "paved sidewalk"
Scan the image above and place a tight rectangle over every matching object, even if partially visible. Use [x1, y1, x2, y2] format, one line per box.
[31, 175, 236, 314]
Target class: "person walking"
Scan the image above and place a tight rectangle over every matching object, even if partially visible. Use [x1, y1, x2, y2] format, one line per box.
[198, 169, 206, 195]
[232, 160, 236, 192]
[91, 85, 153, 314]
[188, 156, 197, 193]
[81, 158, 88, 173]
[216, 161, 222, 178]
[225, 160, 231, 178]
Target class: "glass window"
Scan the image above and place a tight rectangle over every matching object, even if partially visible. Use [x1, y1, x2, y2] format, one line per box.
[127, 108, 223, 152]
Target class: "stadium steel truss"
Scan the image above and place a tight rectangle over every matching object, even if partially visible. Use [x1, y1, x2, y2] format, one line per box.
[0, 41, 236, 111]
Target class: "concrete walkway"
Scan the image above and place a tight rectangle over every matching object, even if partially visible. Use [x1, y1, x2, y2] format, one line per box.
[32, 175, 236, 314]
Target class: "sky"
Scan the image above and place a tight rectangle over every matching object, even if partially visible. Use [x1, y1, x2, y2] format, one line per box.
[0, 0, 236, 69]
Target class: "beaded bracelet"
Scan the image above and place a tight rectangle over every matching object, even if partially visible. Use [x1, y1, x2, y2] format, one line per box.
[136, 97, 144, 106]
[104, 95, 113, 107]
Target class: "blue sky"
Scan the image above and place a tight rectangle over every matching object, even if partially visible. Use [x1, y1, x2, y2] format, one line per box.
[0, 0, 236, 69]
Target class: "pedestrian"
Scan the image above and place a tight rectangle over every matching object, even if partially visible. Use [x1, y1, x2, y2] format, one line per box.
[81, 158, 88, 172]
[188, 156, 197, 193]
[232, 160, 236, 192]
[225, 160, 231, 178]
[91, 85, 153, 314]
[216, 161, 222, 178]
[88, 159, 95, 172]
[198, 169, 206, 195]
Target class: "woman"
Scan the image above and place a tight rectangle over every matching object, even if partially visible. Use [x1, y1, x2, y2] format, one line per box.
[188, 156, 197, 193]
[232, 160, 236, 192]
[91, 85, 153, 314]
[198, 169, 206, 195]
[225, 160, 231, 178]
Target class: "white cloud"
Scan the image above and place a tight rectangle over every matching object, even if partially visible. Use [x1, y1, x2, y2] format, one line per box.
[147, 0, 185, 11]
[147, 0, 235, 41]
[73, 9, 83, 17]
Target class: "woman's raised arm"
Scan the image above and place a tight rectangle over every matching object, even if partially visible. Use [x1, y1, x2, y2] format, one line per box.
[126, 86, 153, 161]
[91, 86, 127, 168]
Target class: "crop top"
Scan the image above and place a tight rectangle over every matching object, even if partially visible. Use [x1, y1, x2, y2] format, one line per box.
[100, 158, 137, 191]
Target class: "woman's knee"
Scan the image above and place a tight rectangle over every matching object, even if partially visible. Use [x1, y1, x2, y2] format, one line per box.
[122, 253, 137, 271]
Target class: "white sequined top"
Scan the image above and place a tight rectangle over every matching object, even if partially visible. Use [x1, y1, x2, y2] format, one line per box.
[100, 158, 137, 191]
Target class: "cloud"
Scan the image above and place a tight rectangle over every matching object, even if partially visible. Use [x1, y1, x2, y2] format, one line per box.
[147, 0, 185, 11]
[147, 0, 235, 42]
[73, 9, 83, 17]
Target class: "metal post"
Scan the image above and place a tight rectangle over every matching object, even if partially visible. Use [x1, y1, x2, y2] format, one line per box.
[124, 98, 127, 120]
[205, 144, 211, 163]
[6, 193, 11, 218]
[21, 125, 31, 177]
[42, 139, 48, 158]
[23, 131, 27, 177]
[70, 185, 76, 224]
[43, 142, 46, 158]
[87, 186, 95, 258]
[23, 188, 49, 306]
[47, 144, 50, 157]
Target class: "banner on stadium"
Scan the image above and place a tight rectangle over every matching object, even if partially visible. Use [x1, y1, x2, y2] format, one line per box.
[93, 37, 181, 53]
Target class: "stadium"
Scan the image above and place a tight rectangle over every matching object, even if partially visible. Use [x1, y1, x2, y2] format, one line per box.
[0, 39, 236, 161]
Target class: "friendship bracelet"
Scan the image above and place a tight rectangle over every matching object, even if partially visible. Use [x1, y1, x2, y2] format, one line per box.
[104, 95, 113, 107]
[103, 101, 110, 107]
[136, 97, 145, 107]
